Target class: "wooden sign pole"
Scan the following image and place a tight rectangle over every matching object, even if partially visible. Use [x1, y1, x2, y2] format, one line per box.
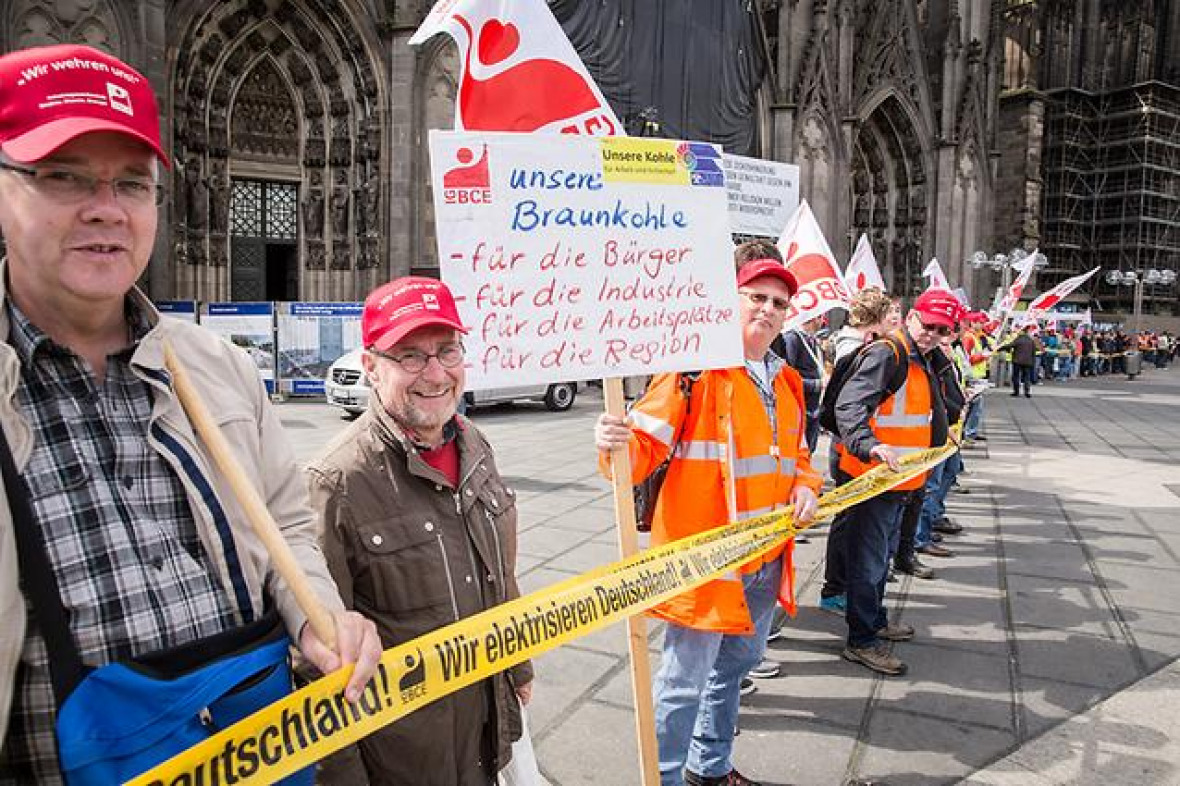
[603, 377, 661, 786]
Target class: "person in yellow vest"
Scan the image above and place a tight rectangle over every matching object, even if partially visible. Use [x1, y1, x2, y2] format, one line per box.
[831, 289, 960, 676]
[594, 255, 823, 786]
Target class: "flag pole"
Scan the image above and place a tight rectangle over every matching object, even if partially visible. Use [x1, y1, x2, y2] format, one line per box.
[603, 377, 662, 786]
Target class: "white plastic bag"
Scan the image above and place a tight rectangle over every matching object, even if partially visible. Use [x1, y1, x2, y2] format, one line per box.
[497, 711, 542, 786]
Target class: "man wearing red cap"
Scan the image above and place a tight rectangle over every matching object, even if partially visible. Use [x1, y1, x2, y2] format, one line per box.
[829, 289, 961, 676]
[594, 247, 823, 786]
[308, 277, 534, 785]
[0, 45, 380, 781]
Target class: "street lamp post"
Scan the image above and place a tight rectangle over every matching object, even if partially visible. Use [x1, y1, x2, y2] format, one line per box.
[1104, 269, 1179, 378]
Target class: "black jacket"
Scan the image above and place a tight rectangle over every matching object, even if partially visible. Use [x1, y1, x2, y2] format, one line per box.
[775, 329, 824, 414]
[1001, 333, 1037, 366]
[834, 330, 953, 462]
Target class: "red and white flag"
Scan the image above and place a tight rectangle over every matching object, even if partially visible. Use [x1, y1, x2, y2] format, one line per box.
[922, 258, 952, 292]
[844, 234, 886, 295]
[993, 253, 1037, 319]
[775, 201, 851, 330]
[1016, 266, 1101, 326]
[410, 0, 621, 135]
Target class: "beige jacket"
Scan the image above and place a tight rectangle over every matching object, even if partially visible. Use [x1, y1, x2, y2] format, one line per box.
[0, 267, 345, 743]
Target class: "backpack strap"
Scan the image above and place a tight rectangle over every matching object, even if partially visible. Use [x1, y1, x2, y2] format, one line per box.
[0, 426, 89, 705]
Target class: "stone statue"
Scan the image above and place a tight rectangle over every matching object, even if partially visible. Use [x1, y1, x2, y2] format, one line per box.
[360, 169, 380, 238]
[209, 161, 230, 235]
[185, 156, 208, 232]
[331, 169, 350, 238]
[303, 171, 325, 239]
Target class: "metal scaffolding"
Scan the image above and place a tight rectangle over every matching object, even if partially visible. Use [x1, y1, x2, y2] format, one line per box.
[1041, 82, 1180, 315]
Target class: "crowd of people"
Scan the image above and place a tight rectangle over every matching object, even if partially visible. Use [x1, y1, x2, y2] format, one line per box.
[999, 325, 1175, 382]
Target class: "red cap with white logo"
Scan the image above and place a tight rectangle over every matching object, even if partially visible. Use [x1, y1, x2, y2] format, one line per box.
[363, 277, 468, 353]
[0, 44, 168, 165]
[912, 289, 963, 327]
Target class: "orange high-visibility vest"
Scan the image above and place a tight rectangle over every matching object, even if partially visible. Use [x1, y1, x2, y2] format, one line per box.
[837, 333, 934, 491]
[609, 366, 823, 634]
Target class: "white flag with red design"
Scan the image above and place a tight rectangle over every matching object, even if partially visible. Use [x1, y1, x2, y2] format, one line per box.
[410, 0, 621, 135]
[775, 201, 851, 330]
[922, 258, 952, 292]
[844, 234, 886, 295]
[993, 252, 1038, 318]
[1016, 267, 1101, 326]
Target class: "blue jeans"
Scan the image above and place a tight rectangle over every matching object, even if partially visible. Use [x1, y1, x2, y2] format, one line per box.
[914, 454, 961, 548]
[838, 485, 905, 648]
[653, 559, 782, 785]
[963, 396, 983, 438]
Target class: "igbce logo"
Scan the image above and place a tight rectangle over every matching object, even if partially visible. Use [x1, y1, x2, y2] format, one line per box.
[443, 144, 492, 205]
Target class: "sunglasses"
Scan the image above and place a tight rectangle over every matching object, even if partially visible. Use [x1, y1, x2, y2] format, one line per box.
[918, 320, 954, 337]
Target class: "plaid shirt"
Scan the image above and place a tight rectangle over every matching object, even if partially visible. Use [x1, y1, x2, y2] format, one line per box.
[0, 301, 238, 784]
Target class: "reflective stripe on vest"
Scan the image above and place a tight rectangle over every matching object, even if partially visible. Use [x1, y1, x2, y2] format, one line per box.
[674, 440, 724, 461]
[874, 380, 932, 428]
[733, 454, 798, 479]
[631, 410, 675, 445]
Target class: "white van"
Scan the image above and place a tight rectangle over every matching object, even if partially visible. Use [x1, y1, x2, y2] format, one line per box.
[324, 349, 580, 418]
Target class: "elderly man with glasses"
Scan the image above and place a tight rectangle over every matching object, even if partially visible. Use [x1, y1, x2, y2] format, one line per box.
[828, 289, 961, 676]
[308, 277, 534, 786]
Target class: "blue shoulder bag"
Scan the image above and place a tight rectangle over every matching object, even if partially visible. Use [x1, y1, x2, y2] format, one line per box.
[1, 426, 313, 785]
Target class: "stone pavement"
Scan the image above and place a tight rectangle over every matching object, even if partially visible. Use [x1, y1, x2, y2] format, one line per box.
[279, 366, 1180, 786]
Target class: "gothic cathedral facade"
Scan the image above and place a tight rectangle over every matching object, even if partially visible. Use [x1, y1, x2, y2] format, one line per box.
[2, 1, 1176, 311]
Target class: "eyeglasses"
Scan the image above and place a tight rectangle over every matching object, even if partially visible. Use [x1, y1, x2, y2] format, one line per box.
[371, 343, 465, 374]
[739, 290, 791, 312]
[0, 161, 164, 206]
[917, 319, 954, 337]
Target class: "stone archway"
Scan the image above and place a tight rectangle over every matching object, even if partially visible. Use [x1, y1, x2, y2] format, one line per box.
[170, 0, 386, 302]
[850, 95, 929, 297]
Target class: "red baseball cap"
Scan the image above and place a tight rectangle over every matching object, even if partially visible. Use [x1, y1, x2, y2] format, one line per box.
[0, 44, 168, 165]
[363, 277, 467, 352]
[736, 258, 799, 297]
[912, 289, 963, 327]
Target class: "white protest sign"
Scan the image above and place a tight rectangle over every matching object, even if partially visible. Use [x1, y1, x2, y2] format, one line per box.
[429, 130, 742, 389]
[721, 154, 799, 237]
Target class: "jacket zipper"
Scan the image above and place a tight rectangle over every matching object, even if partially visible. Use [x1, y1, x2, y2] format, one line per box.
[486, 508, 505, 591]
[434, 534, 461, 621]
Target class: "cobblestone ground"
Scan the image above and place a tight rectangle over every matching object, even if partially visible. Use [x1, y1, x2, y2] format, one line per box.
[280, 367, 1180, 786]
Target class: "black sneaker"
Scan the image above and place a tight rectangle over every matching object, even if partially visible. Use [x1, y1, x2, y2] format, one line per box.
[685, 768, 763, 786]
[739, 677, 757, 696]
[894, 558, 934, 579]
[932, 517, 963, 535]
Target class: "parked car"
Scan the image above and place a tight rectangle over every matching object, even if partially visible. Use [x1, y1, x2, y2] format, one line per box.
[323, 349, 580, 418]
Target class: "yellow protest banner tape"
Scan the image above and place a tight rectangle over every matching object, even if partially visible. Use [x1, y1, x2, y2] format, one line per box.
[129, 442, 956, 786]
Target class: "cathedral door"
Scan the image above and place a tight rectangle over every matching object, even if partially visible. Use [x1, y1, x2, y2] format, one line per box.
[230, 179, 299, 301]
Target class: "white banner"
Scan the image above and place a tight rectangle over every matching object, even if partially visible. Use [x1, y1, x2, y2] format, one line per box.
[721, 154, 799, 237]
[776, 200, 850, 330]
[429, 131, 742, 389]
[410, 0, 620, 135]
[844, 234, 886, 295]
[922, 258, 951, 292]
